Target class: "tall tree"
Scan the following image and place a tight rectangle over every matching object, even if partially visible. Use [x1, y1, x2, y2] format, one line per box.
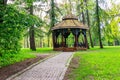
[96, 0, 103, 48]
[49, 0, 55, 47]
[84, 0, 94, 48]
[81, 0, 89, 49]
[29, 2, 36, 51]
[50, 0, 55, 28]
[81, 1, 86, 24]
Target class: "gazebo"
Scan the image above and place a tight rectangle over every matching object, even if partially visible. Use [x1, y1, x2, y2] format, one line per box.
[51, 14, 89, 51]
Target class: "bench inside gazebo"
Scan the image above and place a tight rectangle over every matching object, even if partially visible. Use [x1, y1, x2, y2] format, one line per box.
[51, 14, 89, 52]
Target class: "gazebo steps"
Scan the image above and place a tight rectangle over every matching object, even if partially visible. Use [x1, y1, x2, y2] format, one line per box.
[63, 47, 75, 52]
[76, 47, 87, 50]
[53, 47, 87, 52]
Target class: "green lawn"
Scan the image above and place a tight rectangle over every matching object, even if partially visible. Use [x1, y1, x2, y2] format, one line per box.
[0, 47, 56, 68]
[22, 47, 57, 54]
[67, 46, 120, 80]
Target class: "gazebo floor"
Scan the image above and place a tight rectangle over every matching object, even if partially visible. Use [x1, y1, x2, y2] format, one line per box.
[53, 47, 87, 52]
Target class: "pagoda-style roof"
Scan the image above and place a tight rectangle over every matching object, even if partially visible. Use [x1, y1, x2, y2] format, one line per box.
[51, 14, 89, 30]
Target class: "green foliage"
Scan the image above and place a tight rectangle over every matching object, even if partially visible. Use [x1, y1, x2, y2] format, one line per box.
[0, 49, 35, 68]
[22, 47, 56, 54]
[36, 47, 57, 53]
[0, 47, 56, 68]
[0, 4, 41, 55]
[67, 33, 74, 47]
[50, 0, 56, 28]
[67, 46, 120, 80]
[89, 1, 120, 46]
[102, 3, 120, 44]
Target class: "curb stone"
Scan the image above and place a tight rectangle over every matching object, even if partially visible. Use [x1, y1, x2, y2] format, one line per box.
[59, 52, 74, 80]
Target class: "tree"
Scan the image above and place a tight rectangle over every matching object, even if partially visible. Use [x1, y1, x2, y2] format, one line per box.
[0, 0, 42, 56]
[49, 0, 56, 47]
[96, 0, 103, 48]
[84, 0, 94, 48]
[22, 0, 45, 50]
[81, 0, 89, 48]
[0, 5, 32, 55]
[29, 2, 36, 51]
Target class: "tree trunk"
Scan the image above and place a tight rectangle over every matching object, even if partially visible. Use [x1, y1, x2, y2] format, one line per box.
[81, 2, 89, 49]
[96, 0, 103, 48]
[1, 0, 7, 5]
[50, 0, 56, 48]
[50, 0, 55, 28]
[114, 39, 119, 46]
[48, 35, 50, 47]
[29, 26, 36, 50]
[26, 35, 29, 48]
[3, 0, 7, 5]
[39, 37, 42, 48]
[24, 37, 25, 48]
[29, 4, 36, 51]
[82, 11, 86, 24]
[84, 0, 94, 48]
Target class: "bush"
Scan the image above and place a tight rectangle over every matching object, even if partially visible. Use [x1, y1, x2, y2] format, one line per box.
[0, 4, 40, 56]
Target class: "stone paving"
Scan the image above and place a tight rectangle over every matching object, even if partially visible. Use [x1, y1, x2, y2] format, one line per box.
[7, 52, 73, 80]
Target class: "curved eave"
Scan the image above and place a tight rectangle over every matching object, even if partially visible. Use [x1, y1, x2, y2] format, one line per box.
[51, 20, 89, 30]
[51, 26, 89, 30]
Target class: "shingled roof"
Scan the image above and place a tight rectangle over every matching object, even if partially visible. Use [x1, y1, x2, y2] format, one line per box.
[51, 14, 89, 30]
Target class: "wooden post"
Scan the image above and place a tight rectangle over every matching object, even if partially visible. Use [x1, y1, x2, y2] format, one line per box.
[62, 32, 64, 47]
[84, 34, 89, 49]
[74, 34, 77, 47]
[65, 37, 66, 47]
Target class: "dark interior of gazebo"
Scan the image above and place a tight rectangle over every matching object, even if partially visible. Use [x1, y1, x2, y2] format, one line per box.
[51, 14, 89, 51]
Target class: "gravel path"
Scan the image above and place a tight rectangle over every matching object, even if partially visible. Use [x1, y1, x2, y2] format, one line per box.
[7, 52, 73, 80]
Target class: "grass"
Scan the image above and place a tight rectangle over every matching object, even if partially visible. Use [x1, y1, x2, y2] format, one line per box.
[0, 47, 56, 68]
[22, 47, 57, 54]
[67, 46, 120, 80]
[0, 50, 35, 68]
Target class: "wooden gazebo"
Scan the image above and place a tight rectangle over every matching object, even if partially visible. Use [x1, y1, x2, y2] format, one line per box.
[51, 14, 89, 51]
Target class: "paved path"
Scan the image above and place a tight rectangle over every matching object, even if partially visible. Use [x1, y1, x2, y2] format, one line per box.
[7, 52, 73, 80]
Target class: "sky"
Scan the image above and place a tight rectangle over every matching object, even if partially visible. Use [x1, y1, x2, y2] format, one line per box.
[7, 0, 120, 6]
[55, 0, 64, 3]
[106, 0, 120, 7]
[7, 0, 120, 13]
